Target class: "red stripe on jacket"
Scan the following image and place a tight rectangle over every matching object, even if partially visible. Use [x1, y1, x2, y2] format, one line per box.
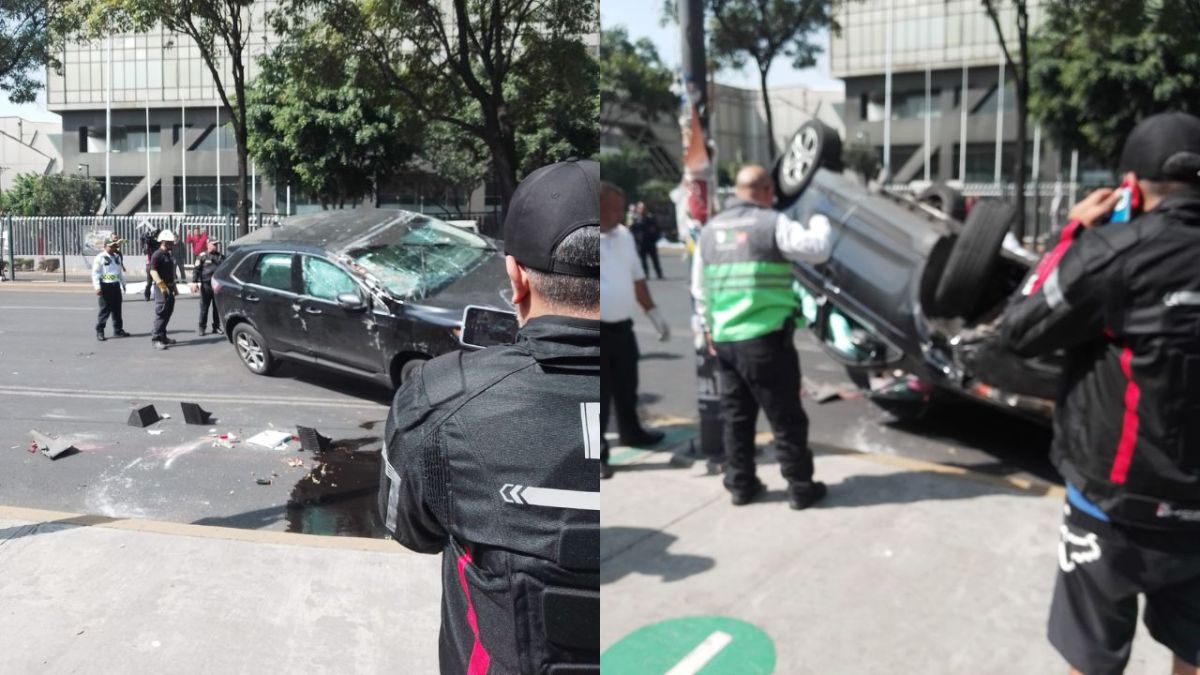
[1026, 220, 1082, 295]
[1109, 347, 1141, 484]
[455, 550, 492, 675]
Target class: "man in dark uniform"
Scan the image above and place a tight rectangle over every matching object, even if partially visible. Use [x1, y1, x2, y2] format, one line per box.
[149, 229, 179, 351]
[191, 239, 224, 335]
[1001, 112, 1200, 675]
[691, 165, 833, 508]
[378, 159, 600, 674]
[632, 201, 663, 280]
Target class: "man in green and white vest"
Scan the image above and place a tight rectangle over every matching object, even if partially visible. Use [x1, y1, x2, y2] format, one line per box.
[690, 165, 833, 509]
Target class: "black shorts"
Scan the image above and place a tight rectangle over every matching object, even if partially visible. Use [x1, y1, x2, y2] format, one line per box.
[1048, 501, 1200, 674]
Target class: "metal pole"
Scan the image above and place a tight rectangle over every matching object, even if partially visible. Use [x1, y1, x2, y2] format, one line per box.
[145, 42, 151, 214]
[285, 183, 290, 216]
[1032, 124, 1042, 245]
[216, 53, 222, 216]
[6, 215, 13, 281]
[105, 35, 112, 214]
[181, 105, 187, 213]
[960, 55, 968, 183]
[883, 0, 894, 180]
[251, 161, 257, 217]
[59, 217, 66, 282]
[994, 56, 1005, 189]
[1069, 149, 1079, 207]
[924, 65, 931, 183]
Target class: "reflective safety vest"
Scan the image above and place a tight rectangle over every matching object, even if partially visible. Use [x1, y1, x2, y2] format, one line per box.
[92, 252, 125, 288]
[700, 199, 801, 343]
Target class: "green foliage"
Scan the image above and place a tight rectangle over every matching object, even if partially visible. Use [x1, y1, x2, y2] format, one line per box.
[600, 144, 653, 202]
[1030, 0, 1200, 166]
[842, 140, 880, 182]
[0, 0, 57, 103]
[246, 19, 422, 207]
[0, 173, 102, 216]
[600, 27, 677, 132]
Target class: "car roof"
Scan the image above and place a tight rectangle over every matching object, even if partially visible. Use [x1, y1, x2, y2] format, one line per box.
[229, 208, 420, 253]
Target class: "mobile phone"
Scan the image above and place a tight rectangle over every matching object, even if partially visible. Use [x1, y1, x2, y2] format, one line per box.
[459, 305, 519, 348]
[1107, 176, 1142, 224]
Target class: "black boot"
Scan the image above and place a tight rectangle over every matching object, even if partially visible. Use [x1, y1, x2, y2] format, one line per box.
[96, 331, 106, 342]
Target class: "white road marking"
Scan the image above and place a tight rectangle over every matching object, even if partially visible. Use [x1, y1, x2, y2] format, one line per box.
[665, 630, 734, 675]
[0, 305, 92, 311]
[0, 384, 386, 410]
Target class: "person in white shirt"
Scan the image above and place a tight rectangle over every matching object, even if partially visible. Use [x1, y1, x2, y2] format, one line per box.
[600, 182, 671, 479]
[92, 238, 129, 341]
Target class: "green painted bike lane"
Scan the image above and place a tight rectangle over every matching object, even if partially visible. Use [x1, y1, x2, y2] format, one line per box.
[602, 616, 775, 674]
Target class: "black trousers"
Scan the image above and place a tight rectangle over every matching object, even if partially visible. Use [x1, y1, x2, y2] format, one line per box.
[638, 242, 663, 279]
[152, 287, 175, 342]
[143, 262, 153, 299]
[714, 328, 814, 491]
[95, 283, 123, 332]
[600, 320, 645, 463]
[199, 281, 220, 331]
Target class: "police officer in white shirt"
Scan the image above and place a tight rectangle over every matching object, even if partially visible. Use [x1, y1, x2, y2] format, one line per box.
[92, 238, 129, 341]
[600, 181, 671, 478]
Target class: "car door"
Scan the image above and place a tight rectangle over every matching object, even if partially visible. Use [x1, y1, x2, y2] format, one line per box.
[298, 254, 384, 374]
[243, 252, 307, 356]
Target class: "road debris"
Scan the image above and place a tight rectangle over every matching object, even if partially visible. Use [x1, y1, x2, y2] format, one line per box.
[297, 426, 332, 452]
[246, 430, 291, 449]
[255, 478, 272, 485]
[286, 458, 305, 468]
[127, 405, 162, 428]
[29, 429, 78, 460]
[181, 402, 215, 425]
[147, 430, 164, 436]
[211, 433, 239, 448]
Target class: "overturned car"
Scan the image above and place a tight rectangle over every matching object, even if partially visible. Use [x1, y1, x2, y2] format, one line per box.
[774, 119, 1061, 421]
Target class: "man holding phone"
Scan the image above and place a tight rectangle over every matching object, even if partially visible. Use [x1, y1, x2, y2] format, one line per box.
[1001, 112, 1200, 675]
[378, 159, 599, 673]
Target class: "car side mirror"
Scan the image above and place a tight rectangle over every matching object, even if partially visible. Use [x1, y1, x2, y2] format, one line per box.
[336, 292, 368, 312]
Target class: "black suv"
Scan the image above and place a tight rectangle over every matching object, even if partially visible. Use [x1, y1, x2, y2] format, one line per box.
[213, 209, 510, 389]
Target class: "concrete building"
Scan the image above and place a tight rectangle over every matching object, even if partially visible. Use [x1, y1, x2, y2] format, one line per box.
[0, 117, 62, 191]
[829, 0, 1079, 187]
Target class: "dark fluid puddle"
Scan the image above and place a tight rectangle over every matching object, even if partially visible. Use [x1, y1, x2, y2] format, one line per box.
[285, 436, 389, 538]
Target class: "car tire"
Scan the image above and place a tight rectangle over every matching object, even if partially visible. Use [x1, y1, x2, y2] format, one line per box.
[232, 324, 279, 376]
[917, 183, 968, 221]
[931, 200, 1016, 319]
[773, 119, 843, 207]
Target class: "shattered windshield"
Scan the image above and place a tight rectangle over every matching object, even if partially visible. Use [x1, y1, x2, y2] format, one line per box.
[347, 216, 493, 300]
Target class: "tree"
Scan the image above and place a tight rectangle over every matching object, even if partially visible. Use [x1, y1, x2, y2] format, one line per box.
[600, 144, 652, 202]
[289, 0, 598, 216]
[0, 0, 57, 103]
[981, 0, 1031, 241]
[0, 173, 102, 216]
[600, 27, 677, 139]
[65, 0, 263, 236]
[245, 18, 422, 209]
[706, 0, 833, 160]
[1029, 0, 1200, 167]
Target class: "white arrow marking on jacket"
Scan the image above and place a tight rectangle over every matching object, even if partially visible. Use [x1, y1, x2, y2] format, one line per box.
[518, 487, 598, 511]
[665, 630, 733, 675]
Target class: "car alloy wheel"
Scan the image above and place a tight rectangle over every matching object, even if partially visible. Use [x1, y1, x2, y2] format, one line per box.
[786, 125, 820, 187]
[236, 331, 266, 372]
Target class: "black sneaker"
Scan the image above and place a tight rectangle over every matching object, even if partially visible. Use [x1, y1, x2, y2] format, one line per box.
[212, 326, 223, 335]
[96, 332, 106, 342]
[114, 330, 130, 337]
[600, 462, 615, 480]
[198, 327, 207, 336]
[788, 482, 828, 510]
[153, 341, 168, 351]
[729, 479, 765, 506]
[164, 337, 178, 345]
[620, 429, 665, 447]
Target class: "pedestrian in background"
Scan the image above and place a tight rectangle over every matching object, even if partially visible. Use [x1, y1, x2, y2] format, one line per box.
[691, 165, 832, 508]
[1001, 112, 1200, 675]
[149, 229, 179, 351]
[139, 222, 159, 302]
[633, 201, 663, 280]
[599, 181, 671, 479]
[91, 238, 128, 342]
[191, 239, 224, 336]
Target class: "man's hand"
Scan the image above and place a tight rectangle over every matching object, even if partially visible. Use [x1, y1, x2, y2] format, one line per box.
[95, 289, 101, 296]
[646, 307, 671, 342]
[156, 281, 169, 294]
[190, 283, 199, 293]
[705, 330, 716, 357]
[1069, 188, 1122, 229]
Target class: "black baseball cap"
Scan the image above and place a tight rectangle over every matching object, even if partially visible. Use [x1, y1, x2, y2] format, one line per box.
[1119, 112, 1200, 184]
[504, 158, 599, 278]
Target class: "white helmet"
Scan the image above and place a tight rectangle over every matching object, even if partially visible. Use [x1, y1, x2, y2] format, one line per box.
[157, 229, 177, 242]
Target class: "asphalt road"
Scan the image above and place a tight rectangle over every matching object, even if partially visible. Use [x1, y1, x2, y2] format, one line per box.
[0, 283, 393, 536]
[630, 248, 1058, 487]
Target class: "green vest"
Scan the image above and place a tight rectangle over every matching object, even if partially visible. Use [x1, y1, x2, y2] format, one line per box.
[700, 199, 801, 343]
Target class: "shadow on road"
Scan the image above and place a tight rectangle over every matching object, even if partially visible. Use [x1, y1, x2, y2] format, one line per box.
[601, 527, 716, 586]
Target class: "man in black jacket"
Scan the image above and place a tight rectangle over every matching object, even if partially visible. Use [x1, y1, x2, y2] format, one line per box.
[190, 239, 224, 335]
[1001, 112, 1200, 675]
[378, 159, 599, 674]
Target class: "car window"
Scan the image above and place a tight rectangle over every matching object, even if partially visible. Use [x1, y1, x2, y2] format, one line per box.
[255, 253, 293, 292]
[302, 256, 358, 301]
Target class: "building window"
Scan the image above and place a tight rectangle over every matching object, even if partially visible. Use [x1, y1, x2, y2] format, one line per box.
[79, 126, 88, 153]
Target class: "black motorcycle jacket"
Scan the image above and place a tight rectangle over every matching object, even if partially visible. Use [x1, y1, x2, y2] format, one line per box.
[192, 251, 224, 284]
[1002, 190, 1200, 528]
[379, 315, 600, 674]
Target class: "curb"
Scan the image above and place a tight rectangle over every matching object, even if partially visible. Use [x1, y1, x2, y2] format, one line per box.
[0, 505, 407, 553]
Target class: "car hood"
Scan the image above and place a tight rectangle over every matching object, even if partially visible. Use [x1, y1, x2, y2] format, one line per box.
[414, 252, 513, 312]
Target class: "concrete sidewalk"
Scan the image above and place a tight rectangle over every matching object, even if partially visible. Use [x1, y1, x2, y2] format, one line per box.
[0, 506, 441, 673]
[601, 435, 1175, 674]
